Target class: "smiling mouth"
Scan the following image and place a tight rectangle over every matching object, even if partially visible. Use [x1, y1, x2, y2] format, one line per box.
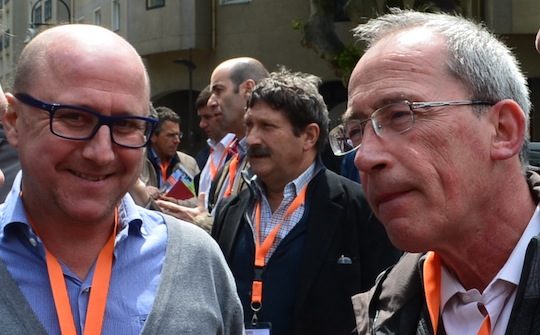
[71, 171, 109, 182]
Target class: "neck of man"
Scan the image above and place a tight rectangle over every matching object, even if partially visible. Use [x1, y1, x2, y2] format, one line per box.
[232, 123, 246, 140]
[436, 168, 536, 291]
[23, 195, 116, 280]
[157, 151, 174, 166]
[262, 157, 316, 213]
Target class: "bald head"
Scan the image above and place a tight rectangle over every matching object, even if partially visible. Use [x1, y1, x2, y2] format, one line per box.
[3, 24, 152, 222]
[212, 57, 269, 92]
[14, 24, 149, 96]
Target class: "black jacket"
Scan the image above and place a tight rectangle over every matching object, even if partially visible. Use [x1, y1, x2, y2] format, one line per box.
[212, 168, 401, 335]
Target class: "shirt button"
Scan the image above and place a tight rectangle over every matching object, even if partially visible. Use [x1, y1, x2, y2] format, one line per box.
[28, 237, 37, 247]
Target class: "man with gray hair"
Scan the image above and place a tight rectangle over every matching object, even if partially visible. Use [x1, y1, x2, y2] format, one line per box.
[334, 9, 537, 334]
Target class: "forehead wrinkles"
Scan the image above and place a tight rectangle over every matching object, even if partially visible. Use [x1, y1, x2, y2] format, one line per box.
[347, 33, 448, 118]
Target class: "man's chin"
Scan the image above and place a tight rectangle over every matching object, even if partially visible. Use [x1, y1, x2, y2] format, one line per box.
[249, 158, 271, 175]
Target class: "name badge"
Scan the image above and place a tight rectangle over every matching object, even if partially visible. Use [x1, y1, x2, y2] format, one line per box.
[245, 322, 272, 335]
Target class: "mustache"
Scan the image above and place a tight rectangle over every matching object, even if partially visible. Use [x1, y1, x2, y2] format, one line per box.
[247, 146, 271, 158]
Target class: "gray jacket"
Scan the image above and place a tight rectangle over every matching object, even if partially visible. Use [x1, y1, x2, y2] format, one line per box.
[0, 214, 244, 335]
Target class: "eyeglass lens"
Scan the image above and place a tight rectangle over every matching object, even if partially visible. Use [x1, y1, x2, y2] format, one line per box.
[51, 108, 152, 148]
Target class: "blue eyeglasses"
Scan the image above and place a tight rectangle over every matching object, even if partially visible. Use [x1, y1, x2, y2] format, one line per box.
[14, 93, 158, 149]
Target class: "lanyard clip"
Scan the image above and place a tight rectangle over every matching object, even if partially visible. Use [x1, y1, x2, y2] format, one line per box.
[250, 310, 259, 326]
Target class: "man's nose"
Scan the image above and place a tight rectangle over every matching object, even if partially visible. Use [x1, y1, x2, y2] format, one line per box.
[81, 126, 116, 165]
[354, 124, 388, 174]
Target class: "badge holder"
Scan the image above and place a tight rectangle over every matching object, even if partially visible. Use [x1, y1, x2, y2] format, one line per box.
[245, 301, 271, 335]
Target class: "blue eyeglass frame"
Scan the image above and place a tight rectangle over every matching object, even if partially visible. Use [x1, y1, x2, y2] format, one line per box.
[14, 93, 158, 148]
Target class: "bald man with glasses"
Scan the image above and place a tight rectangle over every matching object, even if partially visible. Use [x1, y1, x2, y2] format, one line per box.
[0, 24, 242, 335]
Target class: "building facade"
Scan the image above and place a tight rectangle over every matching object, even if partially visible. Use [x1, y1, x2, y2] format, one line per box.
[1, 0, 540, 155]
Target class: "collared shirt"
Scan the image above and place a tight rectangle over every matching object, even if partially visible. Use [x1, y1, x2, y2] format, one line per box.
[441, 206, 540, 335]
[199, 133, 236, 209]
[211, 137, 248, 214]
[250, 161, 320, 262]
[0, 172, 167, 335]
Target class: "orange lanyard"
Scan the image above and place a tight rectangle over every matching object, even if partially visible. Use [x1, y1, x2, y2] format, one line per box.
[423, 251, 491, 335]
[29, 209, 118, 335]
[209, 139, 238, 181]
[159, 162, 170, 184]
[223, 154, 240, 198]
[250, 186, 307, 313]
[209, 149, 227, 180]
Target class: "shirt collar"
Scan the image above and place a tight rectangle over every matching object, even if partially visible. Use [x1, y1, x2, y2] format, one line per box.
[253, 160, 321, 199]
[440, 205, 540, 307]
[207, 133, 236, 150]
[0, 171, 145, 240]
[237, 137, 248, 159]
[497, 205, 540, 284]
[148, 147, 179, 166]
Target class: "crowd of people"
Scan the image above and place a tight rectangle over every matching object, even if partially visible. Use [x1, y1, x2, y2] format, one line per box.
[0, 8, 539, 335]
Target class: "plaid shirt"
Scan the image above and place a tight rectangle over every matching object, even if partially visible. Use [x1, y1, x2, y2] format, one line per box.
[251, 161, 320, 262]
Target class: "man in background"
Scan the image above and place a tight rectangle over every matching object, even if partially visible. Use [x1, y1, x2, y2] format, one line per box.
[140, 106, 199, 201]
[157, 57, 269, 229]
[197, 85, 236, 211]
[212, 68, 400, 335]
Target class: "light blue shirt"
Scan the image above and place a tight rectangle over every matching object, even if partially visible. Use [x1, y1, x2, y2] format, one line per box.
[0, 172, 166, 335]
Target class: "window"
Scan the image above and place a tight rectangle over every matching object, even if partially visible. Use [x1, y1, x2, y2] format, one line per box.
[93, 7, 102, 25]
[44, 0, 52, 21]
[112, 0, 120, 31]
[4, 30, 9, 49]
[220, 0, 251, 4]
[146, 0, 164, 9]
[33, 4, 42, 25]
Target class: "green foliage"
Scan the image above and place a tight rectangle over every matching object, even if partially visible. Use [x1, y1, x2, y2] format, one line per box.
[297, 0, 470, 83]
[333, 44, 361, 82]
[291, 19, 304, 31]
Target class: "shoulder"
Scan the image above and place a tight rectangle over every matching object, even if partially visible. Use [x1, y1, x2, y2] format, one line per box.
[161, 213, 216, 248]
[176, 151, 200, 174]
[212, 189, 250, 235]
[352, 253, 425, 333]
[176, 151, 197, 164]
[159, 214, 233, 273]
[308, 169, 364, 201]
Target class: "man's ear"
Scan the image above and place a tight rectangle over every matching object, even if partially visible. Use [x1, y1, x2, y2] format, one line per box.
[303, 123, 320, 151]
[240, 79, 256, 98]
[3, 94, 20, 148]
[489, 99, 526, 161]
